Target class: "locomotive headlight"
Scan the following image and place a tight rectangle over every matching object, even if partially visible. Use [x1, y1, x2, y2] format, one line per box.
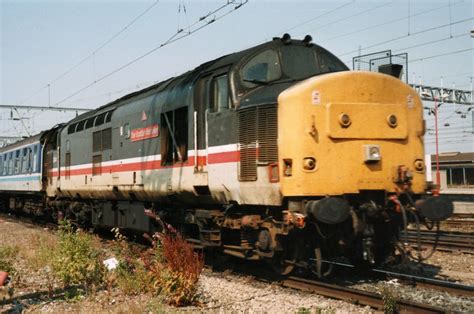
[364, 145, 381, 162]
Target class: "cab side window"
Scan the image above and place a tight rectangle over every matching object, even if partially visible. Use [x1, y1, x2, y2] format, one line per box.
[211, 74, 230, 113]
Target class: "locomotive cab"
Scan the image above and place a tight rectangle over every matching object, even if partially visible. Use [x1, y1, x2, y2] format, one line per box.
[276, 65, 453, 272]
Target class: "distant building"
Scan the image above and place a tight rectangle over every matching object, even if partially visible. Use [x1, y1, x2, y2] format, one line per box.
[431, 152, 474, 190]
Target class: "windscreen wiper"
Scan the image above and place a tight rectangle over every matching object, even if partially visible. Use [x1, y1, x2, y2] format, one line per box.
[243, 78, 268, 85]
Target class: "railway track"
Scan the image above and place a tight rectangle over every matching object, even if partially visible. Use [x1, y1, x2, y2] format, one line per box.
[282, 276, 446, 313]
[4, 211, 473, 312]
[404, 230, 474, 254]
[443, 213, 474, 229]
[444, 219, 474, 229]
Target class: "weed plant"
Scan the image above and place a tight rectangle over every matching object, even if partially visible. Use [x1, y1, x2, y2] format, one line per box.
[50, 220, 106, 292]
[112, 221, 204, 306]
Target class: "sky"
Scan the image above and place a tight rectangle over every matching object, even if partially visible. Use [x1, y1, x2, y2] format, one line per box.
[1, 0, 473, 154]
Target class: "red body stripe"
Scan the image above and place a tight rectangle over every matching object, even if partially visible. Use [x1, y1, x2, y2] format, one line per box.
[49, 150, 241, 177]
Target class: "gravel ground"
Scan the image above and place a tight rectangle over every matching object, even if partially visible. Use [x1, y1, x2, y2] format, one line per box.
[1, 214, 472, 313]
[191, 271, 372, 313]
[0, 215, 370, 313]
[349, 277, 474, 313]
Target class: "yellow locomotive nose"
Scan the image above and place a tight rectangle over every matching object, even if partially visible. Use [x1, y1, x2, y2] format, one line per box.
[278, 71, 425, 197]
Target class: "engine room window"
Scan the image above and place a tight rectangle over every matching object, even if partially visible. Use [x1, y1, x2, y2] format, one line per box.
[75, 120, 85, 132]
[94, 113, 106, 127]
[67, 124, 77, 134]
[105, 111, 113, 123]
[241, 49, 281, 87]
[85, 117, 95, 129]
[212, 75, 230, 112]
[161, 107, 188, 165]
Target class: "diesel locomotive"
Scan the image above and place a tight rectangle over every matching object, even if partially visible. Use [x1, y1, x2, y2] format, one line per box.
[0, 34, 453, 275]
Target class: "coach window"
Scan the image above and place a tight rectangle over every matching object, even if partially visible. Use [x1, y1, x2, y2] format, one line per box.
[0, 156, 3, 176]
[33, 146, 38, 172]
[241, 49, 281, 88]
[21, 148, 28, 174]
[211, 74, 230, 112]
[8, 153, 13, 175]
[1, 155, 5, 176]
[27, 148, 33, 172]
[14, 150, 20, 174]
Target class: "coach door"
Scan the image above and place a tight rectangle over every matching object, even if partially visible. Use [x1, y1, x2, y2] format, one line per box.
[192, 76, 210, 195]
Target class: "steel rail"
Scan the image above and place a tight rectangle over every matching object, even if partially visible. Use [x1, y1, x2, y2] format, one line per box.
[371, 269, 474, 298]
[283, 276, 445, 313]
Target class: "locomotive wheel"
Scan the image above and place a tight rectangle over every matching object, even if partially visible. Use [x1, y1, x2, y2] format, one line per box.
[270, 251, 295, 275]
[270, 235, 304, 275]
[312, 247, 333, 278]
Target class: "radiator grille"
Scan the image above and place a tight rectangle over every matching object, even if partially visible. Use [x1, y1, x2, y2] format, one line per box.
[238, 108, 257, 181]
[258, 105, 278, 163]
[238, 104, 278, 181]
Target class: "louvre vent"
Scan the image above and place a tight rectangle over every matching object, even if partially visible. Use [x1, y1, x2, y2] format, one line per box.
[238, 104, 278, 181]
[257, 105, 278, 163]
[102, 128, 112, 150]
[238, 108, 257, 181]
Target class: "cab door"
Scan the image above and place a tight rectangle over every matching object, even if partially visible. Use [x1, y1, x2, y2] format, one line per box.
[192, 76, 210, 194]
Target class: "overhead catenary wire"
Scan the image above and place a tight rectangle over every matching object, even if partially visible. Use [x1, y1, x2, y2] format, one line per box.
[320, 0, 464, 43]
[293, 1, 393, 38]
[276, 1, 354, 37]
[51, 1, 247, 108]
[409, 48, 474, 63]
[17, 0, 162, 107]
[393, 32, 470, 53]
[3, 1, 248, 137]
[338, 17, 473, 57]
